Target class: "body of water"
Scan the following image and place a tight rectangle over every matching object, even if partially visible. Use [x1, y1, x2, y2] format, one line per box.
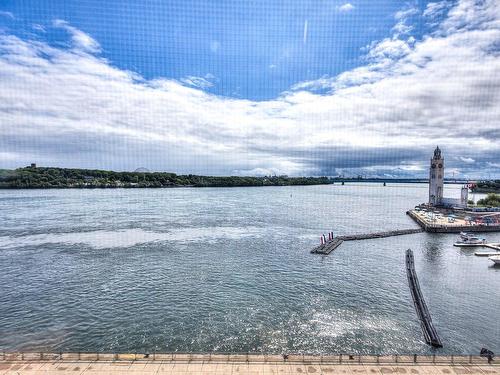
[0, 184, 498, 354]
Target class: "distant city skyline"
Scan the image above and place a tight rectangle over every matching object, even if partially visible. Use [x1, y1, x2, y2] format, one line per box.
[0, 0, 499, 178]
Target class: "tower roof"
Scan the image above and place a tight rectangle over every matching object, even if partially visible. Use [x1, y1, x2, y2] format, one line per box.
[433, 146, 441, 159]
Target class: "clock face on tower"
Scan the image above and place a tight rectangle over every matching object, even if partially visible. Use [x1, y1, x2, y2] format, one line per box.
[431, 164, 436, 169]
[438, 163, 443, 168]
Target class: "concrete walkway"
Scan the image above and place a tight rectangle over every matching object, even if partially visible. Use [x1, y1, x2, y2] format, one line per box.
[1, 357, 498, 375]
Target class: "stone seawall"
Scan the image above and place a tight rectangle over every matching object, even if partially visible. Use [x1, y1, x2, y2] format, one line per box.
[406, 210, 500, 233]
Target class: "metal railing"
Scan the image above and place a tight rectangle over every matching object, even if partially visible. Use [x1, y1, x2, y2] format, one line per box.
[0, 352, 496, 365]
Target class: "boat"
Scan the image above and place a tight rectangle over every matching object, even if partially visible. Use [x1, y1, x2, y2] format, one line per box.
[453, 232, 486, 246]
[488, 255, 500, 265]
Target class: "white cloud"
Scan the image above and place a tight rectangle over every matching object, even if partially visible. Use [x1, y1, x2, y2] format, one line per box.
[459, 157, 475, 164]
[32, 24, 46, 32]
[53, 19, 101, 53]
[337, 3, 355, 13]
[423, 1, 450, 19]
[0, 3, 500, 178]
[0, 11, 14, 19]
[180, 75, 214, 89]
[392, 21, 413, 37]
[367, 38, 411, 60]
[0, 151, 20, 161]
[392, 7, 419, 38]
[394, 8, 419, 21]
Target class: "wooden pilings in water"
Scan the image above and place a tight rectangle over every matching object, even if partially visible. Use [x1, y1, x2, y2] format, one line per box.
[311, 238, 344, 255]
[406, 249, 443, 348]
[311, 228, 424, 255]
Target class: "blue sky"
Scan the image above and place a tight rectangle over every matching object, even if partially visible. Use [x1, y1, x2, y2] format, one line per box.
[1, 0, 425, 100]
[0, 0, 499, 177]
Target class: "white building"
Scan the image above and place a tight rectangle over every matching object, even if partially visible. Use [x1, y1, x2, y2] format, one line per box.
[428, 146, 468, 208]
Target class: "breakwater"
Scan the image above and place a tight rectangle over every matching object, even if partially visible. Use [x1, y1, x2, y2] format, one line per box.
[311, 228, 424, 255]
[406, 249, 442, 348]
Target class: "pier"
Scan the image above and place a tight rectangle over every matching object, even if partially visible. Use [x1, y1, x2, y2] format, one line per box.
[0, 352, 498, 374]
[486, 243, 500, 251]
[406, 249, 443, 348]
[452, 241, 500, 256]
[311, 228, 424, 255]
[453, 242, 500, 251]
[407, 210, 500, 233]
[475, 251, 500, 257]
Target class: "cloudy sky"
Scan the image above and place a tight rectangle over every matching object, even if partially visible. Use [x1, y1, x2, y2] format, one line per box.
[0, 0, 499, 178]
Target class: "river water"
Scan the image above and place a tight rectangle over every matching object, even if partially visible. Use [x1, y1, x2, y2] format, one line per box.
[0, 184, 498, 354]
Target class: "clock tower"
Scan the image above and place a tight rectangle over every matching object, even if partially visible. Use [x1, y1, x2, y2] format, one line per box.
[429, 146, 444, 206]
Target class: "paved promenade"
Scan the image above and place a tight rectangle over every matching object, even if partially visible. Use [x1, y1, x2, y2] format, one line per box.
[0, 354, 498, 375]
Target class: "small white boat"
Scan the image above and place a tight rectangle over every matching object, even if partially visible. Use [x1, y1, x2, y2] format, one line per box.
[454, 233, 486, 246]
[488, 255, 500, 265]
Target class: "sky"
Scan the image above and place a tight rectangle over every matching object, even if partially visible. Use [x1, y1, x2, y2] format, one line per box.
[0, 0, 499, 178]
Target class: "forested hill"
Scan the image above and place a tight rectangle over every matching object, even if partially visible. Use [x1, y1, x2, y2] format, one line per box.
[0, 167, 330, 188]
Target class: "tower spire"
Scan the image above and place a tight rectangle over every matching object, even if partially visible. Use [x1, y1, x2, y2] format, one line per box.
[433, 146, 441, 159]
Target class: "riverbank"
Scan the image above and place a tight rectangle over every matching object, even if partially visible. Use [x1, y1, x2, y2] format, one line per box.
[0, 167, 330, 189]
[1, 353, 497, 375]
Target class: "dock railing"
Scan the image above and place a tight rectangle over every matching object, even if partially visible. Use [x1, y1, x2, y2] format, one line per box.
[0, 352, 496, 365]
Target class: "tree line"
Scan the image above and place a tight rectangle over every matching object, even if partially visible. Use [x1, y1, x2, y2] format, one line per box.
[472, 180, 500, 193]
[476, 193, 500, 207]
[0, 167, 331, 189]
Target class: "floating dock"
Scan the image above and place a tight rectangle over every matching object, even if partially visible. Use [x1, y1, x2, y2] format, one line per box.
[475, 251, 500, 257]
[311, 228, 424, 255]
[485, 243, 500, 251]
[452, 242, 500, 255]
[406, 249, 443, 348]
[453, 243, 500, 250]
